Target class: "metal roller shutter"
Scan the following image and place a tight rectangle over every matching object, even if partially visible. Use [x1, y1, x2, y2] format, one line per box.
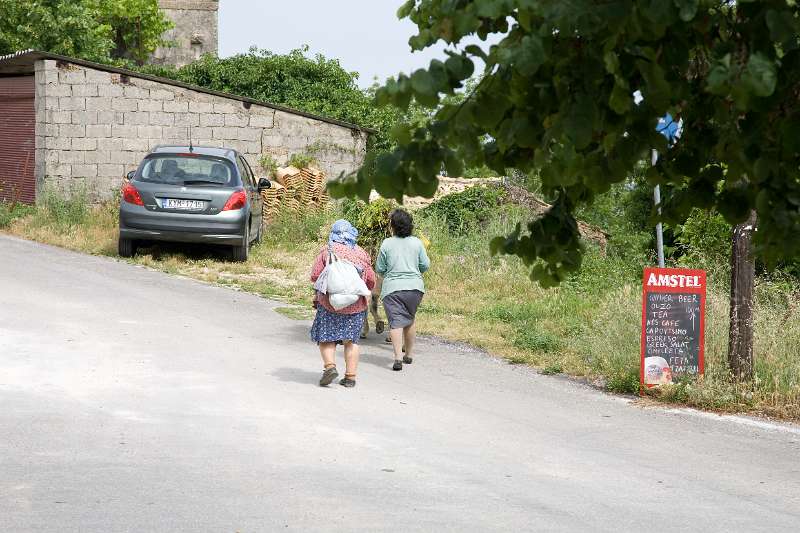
[0, 76, 36, 204]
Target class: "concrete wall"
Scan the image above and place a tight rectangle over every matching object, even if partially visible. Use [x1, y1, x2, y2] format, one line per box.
[34, 60, 368, 200]
[153, 0, 219, 67]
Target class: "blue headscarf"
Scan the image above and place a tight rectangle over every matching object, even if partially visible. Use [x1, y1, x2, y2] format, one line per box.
[329, 219, 358, 248]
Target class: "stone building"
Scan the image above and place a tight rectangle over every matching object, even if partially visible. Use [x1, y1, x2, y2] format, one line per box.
[152, 0, 219, 67]
[0, 50, 371, 203]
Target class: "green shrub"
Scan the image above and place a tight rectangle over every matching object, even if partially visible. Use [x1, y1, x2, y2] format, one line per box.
[287, 153, 318, 170]
[265, 206, 333, 247]
[462, 165, 496, 179]
[604, 367, 641, 394]
[422, 185, 506, 235]
[37, 187, 90, 229]
[259, 154, 278, 177]
[341, 197, 397, 257]
[675, 208, 732, 266]
[0, 202, 35, 228]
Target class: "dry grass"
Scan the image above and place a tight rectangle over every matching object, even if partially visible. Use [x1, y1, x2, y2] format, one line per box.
[4, 196, 800, 420]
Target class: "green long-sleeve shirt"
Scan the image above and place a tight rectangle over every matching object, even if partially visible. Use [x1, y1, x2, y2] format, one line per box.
[375, 236, 430, 298]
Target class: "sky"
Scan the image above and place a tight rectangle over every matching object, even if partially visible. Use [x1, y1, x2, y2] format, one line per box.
[218, 1, 464, 88]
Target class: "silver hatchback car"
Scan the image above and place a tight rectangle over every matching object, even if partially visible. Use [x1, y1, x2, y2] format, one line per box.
[118, 145, 270, 261]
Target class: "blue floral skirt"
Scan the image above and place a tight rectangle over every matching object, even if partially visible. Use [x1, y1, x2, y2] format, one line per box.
[310, 307, 366, 344]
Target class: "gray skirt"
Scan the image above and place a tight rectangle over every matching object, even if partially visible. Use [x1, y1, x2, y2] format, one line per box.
[382, 290, 424, 329]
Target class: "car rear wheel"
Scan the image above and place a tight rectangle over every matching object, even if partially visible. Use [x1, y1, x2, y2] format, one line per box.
[118, 237, 137, 258]
[231, 225, 249, 262]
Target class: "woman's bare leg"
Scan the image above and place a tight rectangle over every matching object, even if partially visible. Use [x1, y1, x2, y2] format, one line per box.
[319, 342, 336, 368]
[403, 322, 416, 361]
[389, 328, 404, 360]
[318, 342, 339, 386]
[343, 341, 360, 378]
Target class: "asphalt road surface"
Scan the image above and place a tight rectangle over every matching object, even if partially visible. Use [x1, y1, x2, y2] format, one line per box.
[2, 234, 799, 532]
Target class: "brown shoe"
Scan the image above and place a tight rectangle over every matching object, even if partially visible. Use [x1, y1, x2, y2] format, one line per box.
[319, 366, 339, 386]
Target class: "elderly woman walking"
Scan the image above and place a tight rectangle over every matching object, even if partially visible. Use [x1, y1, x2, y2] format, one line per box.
[310, 220, 376, 388]
[376, 209, 430, 371]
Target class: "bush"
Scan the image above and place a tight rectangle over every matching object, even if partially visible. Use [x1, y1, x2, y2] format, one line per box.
[265, 206, 334, 248]
[287, 153, 318, 170]
[36, 188, 90, 229]
[675, 208, 732, 266]
[341, 197, 397, 257]
[0, 202, 35, 228]
[422, 185, 506, 235]
[258, 154, 278, 177]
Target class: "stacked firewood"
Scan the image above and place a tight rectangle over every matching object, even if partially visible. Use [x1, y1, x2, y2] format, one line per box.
[261, 166, 329, 224]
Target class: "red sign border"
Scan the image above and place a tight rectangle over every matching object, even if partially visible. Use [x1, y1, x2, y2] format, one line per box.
[640, 267, 707, 391]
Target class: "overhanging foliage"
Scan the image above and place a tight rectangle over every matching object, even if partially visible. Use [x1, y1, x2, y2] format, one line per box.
[329, 0, 800, 286]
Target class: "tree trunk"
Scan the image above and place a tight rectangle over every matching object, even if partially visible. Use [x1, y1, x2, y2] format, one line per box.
[728, 210, 757, 380]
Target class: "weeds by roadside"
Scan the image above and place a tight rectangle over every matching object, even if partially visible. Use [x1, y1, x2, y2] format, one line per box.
[0, 202, 35, 228]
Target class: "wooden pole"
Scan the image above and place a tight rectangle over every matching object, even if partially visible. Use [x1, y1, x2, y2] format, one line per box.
[728, 210, 757, 380]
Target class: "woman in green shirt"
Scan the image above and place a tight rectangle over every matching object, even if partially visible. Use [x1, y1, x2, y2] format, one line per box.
[376, 209, 431, 371]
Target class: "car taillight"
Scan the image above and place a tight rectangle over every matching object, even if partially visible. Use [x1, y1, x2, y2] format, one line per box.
[222, 190, 247, 211]
[122, 183, 144, 206]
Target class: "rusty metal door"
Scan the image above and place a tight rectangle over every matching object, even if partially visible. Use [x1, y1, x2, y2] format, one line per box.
[0, 76, 36, 204]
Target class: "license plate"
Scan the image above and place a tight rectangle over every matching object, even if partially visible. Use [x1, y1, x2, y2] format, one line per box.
[161, 198, 205, 210]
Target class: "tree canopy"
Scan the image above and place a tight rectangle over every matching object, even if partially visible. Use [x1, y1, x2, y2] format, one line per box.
[329, 0, 800, 286]
[0, 0, 172, 64]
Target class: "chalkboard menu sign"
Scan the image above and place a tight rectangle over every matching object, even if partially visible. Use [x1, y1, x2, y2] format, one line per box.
[640, 267, 706, 388]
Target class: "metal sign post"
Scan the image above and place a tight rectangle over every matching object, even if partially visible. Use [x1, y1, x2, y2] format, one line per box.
[651, 149, 665, 268]
[653, 114, 681, 268]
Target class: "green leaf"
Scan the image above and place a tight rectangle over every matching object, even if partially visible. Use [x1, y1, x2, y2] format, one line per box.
[410, 69, 435, 96]
[408, 173, 440, 197]
[410, 69, 440, 106]
[465, 44, 488, 62]
[474, 92, 509, 128]
[443, 150, 465, 178]
[514, 34, 546, 74]
[674, 0, 698, 22]
[706, 54, 731, 95]
[397, 0, 415, 19]
[609, 82, 632, 114]
[641, 0, 675, 23]
[765, 9, 798, 51]
[636, 60, 670, 111]
[489, 236, 506, 256]
[565, 95, 596, 149]
[391, 123, 412, 145]
[428, 60, 449, 91]
[742, 52, 777, 98]
[603, 51, 620, 75]
[445, 53, 474, 81]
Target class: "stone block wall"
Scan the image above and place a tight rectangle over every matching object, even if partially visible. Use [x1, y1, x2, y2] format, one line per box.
[34, 60, 368, 200]
[153, 0, 219, 67]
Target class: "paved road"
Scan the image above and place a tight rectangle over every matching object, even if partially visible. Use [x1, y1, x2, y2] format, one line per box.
[1, 235, 799, 532]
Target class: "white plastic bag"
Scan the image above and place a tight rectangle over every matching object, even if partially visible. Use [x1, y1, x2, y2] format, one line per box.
[313, 266, 329, 294]
[324, 249, 371, 310]
[329, 293, 360, 309]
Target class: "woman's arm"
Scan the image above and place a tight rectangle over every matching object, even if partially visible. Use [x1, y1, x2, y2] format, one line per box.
[361, 251, 377, 290]
[310, 247, 327, 282]
[375, 242, 388, 276]
[418, 241, 431, 273]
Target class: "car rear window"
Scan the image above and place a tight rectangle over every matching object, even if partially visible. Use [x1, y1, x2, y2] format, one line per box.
[137, 155, 239, 186]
